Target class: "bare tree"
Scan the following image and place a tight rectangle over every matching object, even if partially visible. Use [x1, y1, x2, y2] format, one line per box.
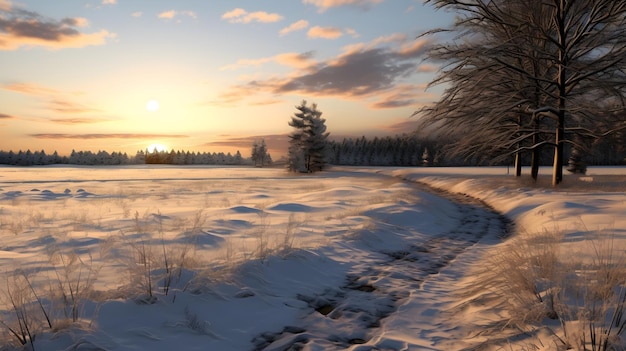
[420, 0, 626, 185]
[418, 0, 555, 176]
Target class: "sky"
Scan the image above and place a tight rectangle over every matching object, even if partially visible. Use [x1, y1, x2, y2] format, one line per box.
[0, 0, 454, 157]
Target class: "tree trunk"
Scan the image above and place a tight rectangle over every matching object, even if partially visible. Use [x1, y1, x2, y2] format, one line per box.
[552, 0, 566, 186]
[553, 112, 565, 185]
[515, 114, 522, 177]
[514, 153, 522, 177]
[531, 147, 540, 181]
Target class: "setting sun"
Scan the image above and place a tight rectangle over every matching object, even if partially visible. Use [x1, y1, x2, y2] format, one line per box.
[146, 99, 160, 112]
[147, 143, 168, 153]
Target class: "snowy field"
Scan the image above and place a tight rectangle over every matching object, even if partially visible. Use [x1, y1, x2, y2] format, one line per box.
[0, 165, 624, 350]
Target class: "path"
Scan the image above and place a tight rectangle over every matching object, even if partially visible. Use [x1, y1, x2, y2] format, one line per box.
[252, 178, 512, 351]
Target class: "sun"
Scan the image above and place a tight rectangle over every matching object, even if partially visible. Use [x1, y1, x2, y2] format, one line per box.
[147, 143, 168, 153]
[146, 99, 160, 112]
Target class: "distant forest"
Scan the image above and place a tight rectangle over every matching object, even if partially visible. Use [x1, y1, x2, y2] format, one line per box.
[0, 149, 247, 166]
[0, 133, 624, 167]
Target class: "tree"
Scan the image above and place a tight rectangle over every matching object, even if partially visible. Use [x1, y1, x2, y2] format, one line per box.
[251, 139, 268, 167]
[420, 0, 626, 185]
[287, 100, 329, 173]
[422, 147, 430, 167]
[567, 147, 587, 174]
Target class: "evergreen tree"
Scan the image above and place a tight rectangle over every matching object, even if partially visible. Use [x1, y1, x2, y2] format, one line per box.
[251, 139, 268, 167]
[567, 148, 587, 174]
[287, 100, 329, 173]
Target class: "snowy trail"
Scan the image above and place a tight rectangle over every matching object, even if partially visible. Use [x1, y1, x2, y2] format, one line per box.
[252, 177, 511, 351]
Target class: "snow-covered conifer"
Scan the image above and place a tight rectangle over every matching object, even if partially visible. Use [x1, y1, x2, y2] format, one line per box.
[251, 139, 268, 167]
[287, 100, 329, 173]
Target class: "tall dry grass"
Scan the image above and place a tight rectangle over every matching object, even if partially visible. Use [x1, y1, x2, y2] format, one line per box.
[485, 226, 626, 350]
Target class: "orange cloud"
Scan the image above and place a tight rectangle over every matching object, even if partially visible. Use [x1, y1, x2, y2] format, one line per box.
[0, 30, 114, 50]
[30, 134, 190, 140]
[0, 6, 115, 50]
[49, 118, 109, 125]
[416, 64, 438, 73]
[158, 10, 196, 20]
[222, 8, 247, 20]
[0, 0, 11, 11]
[48, 99, 99, 114]
[0, 113, 15, 119]
[279, 20, 309, 36]
[307, 26, 343, 39]
[303, 0, 384, 12]
[221, 51, 315, 71]
[158, 10, 176, 19]
[4, 82, 58, 96]
[4, 82, 100, 115]
[275, 52, 316, 69]
[221, 8, 283, 24]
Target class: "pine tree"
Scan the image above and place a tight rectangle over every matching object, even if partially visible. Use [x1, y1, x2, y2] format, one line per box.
[567, 148, 587, 174]
[287, 100, 330, 173]
[251, 139, 268, 167]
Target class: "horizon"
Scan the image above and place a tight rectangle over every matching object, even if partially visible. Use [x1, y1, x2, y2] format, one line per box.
[0, 0, 453, 158]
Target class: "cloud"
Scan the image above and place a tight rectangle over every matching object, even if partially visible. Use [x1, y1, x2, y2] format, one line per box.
[0, 0, 11, 11]
[279, 20, 309, 36]
[131, 11, 142, 18]
[213, 35, 433, 109]
[379, 118, 421, 134]
[222, 8, 246, 20]
[158, 10, 197, 20]
[416, 63, 438, 73]
[307, 26, 343, 39]
[0, 5, 115, 50]
[302, 0, 384, 12]
[220, 51, 315, 71]
[48, 99, 98, 114]
[368, 85, 431, 109]
[30, 133, 190, 140]
[48, 118, 108, 125]
[345, 27, 359, 38]
[275, 52, 316, 68]
[275, 39, 431, 96]
[4, 82, 58, 96]
[0, 112, 14, 119]
[102, 0, 116, 5]
[158, 10, 176, 19]
[221, 8, 283, 24]
[3, 82, 100, 114]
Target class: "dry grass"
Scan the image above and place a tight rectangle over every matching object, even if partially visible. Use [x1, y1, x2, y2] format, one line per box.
[482, 226, 626, 350]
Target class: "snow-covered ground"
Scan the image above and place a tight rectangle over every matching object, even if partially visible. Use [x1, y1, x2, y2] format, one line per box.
[0, 165, 624, 350]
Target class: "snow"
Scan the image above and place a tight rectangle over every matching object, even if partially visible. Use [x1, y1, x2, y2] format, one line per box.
[0, 165, 624, 350]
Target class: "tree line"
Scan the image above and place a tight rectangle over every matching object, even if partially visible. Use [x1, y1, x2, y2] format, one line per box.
[0, 149, 250, 166]
[327, 135, 443, 167]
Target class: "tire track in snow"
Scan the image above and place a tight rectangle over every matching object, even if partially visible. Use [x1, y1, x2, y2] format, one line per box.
[252, 180, 512, 351]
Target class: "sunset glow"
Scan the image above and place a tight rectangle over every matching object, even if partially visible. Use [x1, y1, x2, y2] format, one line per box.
[147, 143, 168, 153]
[146, 100, 160, 112]
[0, 1, 453, 157]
